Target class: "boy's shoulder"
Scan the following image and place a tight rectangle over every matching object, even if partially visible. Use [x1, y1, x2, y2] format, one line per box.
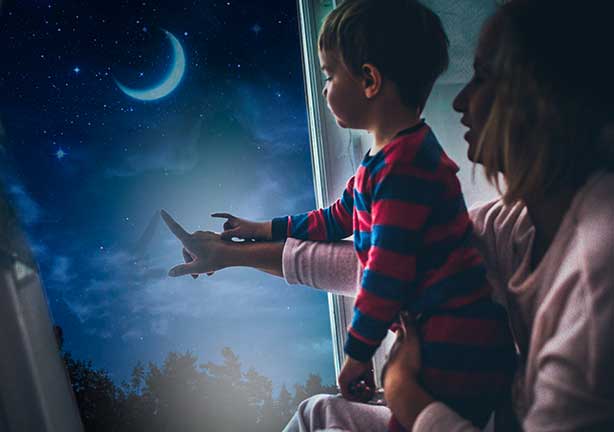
[384, 123, 459, 175]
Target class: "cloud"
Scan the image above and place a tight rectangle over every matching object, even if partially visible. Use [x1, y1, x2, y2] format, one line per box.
[231, 81, 308, 153]
[5, 182, 42, 226]
[226, 168, 315, 220]
[49, 255, 73, 284]
[104, 117, 203, 178]
[292, 337, 334, 356]
[151, 318, 169, 336]
[29, 241, 49, 261]
[121, 328, 144, 342]
[64, 298, 96, 323]
[56, 231, 276, 337]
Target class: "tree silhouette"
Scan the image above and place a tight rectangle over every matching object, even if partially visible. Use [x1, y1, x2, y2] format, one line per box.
[62, 352, 127, 432]
[61, 344, 337, 432]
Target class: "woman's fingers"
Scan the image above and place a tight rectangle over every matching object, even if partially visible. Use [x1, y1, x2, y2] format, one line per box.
[168, 261, 200, 277]
[220, 227, 241, 240]
[161, 210, 191, 243]
[182, 248, 199, 279]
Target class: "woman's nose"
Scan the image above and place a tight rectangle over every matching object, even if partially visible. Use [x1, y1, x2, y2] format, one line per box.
[452, 84, 469, 114]
[321, 86, 327, 98]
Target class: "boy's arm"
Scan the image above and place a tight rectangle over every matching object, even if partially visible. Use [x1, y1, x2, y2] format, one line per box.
[344, 164, 435, 362]
[271, 176, 355, 242]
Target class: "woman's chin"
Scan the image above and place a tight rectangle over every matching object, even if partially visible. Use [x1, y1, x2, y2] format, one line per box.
[335, 118, 349, 128]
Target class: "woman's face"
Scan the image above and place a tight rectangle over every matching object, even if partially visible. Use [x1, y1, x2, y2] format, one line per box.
[453, 20, 499, 163]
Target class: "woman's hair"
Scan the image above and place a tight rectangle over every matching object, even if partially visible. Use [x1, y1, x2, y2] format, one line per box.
[476, 0, 614, 204]
[318, 0, 449, 112]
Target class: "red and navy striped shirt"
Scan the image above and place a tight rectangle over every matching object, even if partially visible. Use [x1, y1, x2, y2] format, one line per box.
[272, 121, 492, 362]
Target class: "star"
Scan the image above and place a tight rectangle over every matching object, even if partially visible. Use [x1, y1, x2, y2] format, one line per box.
[251, 24, 262, 34]
[73, 66, 81, 74]
[55, 148, 66, 159]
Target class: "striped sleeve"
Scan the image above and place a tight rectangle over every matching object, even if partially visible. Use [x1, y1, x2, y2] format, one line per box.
[344, 164, 437, 361]
[271, 176, 355, 242]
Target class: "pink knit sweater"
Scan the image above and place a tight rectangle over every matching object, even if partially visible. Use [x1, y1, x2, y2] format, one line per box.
[282, 172, 614, 431]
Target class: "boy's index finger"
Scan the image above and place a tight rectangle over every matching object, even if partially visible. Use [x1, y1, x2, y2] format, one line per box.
[160, 210, 191, 242]
[211, 212, 233, 220]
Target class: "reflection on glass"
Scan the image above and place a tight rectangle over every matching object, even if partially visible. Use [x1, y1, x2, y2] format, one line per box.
[0, 1, 335, 429]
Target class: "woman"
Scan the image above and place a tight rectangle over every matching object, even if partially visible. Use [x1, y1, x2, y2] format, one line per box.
[162, 0, 614, 429]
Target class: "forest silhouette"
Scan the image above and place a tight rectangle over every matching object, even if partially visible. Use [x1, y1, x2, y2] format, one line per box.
[57, 326, 336, 431]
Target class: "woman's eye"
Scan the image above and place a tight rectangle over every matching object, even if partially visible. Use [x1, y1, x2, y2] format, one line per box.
[323, 75, 332, 82]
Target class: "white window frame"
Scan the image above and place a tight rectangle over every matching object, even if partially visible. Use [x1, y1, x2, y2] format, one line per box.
[296, 0, 394, 385]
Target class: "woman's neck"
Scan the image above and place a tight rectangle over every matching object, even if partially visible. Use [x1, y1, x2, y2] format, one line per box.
[524, 187, 576, 270]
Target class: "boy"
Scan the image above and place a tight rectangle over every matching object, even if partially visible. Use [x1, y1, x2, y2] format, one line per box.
[214, 0, 515, 429]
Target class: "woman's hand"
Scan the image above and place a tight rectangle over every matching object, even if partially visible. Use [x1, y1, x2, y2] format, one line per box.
[161, 210, 228, 277]
[383, 312, 434, 429]
[211, 212, 272, 241]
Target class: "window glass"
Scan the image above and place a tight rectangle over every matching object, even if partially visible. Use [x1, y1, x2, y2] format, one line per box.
[0, 1, 335, 429]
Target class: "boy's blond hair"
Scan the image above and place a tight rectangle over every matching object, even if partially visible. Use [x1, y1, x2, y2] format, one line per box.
[476, 0, 614, 204]
[318, 0, 448, 112]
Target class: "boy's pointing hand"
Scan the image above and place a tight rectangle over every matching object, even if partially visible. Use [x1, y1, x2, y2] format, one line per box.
[211, 212, 272, 241]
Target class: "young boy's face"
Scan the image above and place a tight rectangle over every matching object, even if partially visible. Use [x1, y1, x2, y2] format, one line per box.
[319, 49, 369, 130]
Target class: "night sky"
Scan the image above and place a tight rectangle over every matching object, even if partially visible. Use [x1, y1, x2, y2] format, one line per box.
[0, 0, 335, 389]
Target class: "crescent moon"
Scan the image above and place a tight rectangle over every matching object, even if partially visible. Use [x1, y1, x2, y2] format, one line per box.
[115, 30, 186, 101]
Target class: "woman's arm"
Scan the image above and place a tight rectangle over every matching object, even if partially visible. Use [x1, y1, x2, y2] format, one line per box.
[162, 209, 361, 296]
[216, 240, 285, 277]
[522, 277, 614, 431]
[382, 313, 481, 432]
[216, 237, 361, 296]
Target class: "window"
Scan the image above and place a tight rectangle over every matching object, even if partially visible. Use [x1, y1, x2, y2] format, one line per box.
[0, 1, 335, 429]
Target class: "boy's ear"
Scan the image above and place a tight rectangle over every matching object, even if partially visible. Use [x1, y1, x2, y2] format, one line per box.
[361, 63, 382, 99]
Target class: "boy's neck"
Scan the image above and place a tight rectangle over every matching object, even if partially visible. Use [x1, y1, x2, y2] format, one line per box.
[369, 104, 422, 155]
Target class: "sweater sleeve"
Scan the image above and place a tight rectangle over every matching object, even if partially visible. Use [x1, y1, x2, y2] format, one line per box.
[271, 176, 354, 242]
[344, 163, 434, 361]
[281, 238, 362, 297]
